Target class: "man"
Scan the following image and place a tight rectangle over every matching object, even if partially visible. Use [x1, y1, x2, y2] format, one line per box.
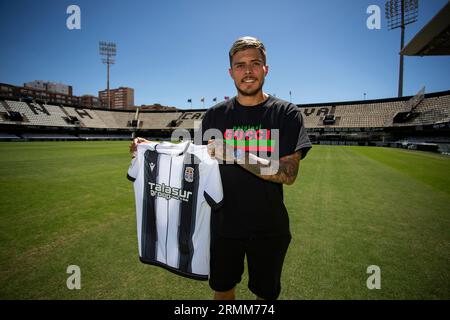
[201, 36, 311, 300]
[130, 36, 311, 300]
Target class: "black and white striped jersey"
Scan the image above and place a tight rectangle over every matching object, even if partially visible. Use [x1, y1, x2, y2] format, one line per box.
[127, 141, 223, 280]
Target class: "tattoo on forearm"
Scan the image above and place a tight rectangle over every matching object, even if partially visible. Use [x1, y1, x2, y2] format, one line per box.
[238, 151, 301, 185]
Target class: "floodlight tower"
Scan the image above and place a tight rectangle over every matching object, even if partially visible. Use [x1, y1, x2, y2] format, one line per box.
[385, 0, 419, 97]
[99, 41, 117, 109]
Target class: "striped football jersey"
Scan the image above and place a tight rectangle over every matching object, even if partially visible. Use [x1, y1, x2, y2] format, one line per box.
[127, 141, 223, 280]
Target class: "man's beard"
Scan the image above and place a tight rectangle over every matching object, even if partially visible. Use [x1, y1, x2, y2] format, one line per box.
[235, 78, 265, 97]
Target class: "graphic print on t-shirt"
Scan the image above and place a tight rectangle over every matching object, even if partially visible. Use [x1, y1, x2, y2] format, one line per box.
[224, 124, 275, 152]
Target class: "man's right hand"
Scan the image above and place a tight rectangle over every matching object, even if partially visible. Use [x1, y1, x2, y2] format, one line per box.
[130, 137, 150, 158]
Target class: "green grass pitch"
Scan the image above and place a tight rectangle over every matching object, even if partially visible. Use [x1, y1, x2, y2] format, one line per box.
[0, 141, 448, 299]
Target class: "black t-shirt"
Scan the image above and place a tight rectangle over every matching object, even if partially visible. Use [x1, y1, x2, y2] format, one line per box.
[200, 95, 311, 238]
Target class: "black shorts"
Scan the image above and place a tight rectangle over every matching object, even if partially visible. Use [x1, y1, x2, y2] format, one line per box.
[209, 234, 291, 300]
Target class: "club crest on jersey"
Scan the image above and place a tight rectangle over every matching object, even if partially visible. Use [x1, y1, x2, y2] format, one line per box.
[184, 167, 194, 183]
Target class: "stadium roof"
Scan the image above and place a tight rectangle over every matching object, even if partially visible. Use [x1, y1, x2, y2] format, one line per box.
[401, 1, 450, 56]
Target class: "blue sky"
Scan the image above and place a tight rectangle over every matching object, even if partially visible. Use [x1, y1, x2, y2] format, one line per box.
[0, 0, 449, 109]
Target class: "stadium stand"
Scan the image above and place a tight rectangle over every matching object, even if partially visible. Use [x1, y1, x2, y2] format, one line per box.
[95, 109, 124, 128]
[1, 90, 449, 153]
[297, 90, 450, 152]
[173, 111, 205, 130]
[299, 100, 408, 128]
[134, 111, 182, 129]
[62, 106, 107, 128]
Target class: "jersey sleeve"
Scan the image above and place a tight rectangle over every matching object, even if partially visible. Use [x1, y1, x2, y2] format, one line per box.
[280, 104, 312, 159]
[127, 157, 138, 182]
[203, 161, 224, 210]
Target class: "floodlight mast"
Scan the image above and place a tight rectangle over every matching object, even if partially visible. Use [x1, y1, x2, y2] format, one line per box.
[99, 41, 117, 109]
[385, 0, 418, 97]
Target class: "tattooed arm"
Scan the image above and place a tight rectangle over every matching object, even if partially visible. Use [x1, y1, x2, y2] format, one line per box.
[238, 150, 302, 185]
